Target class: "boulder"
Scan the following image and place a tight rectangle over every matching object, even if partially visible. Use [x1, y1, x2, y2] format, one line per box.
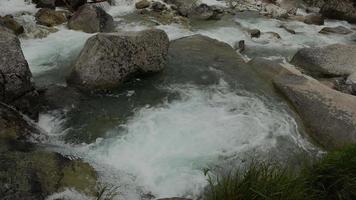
[188, 4, 224, 20]
[152, 1, 167, 12]
[135, 0, 150, 9]
[68, 4, 114, 33]
[163, 0, 196, 16]
[0, 29, 35, 106]
[0, 15, 24, 35]
[319, 26, 352, 35]
[35, 0, 56, 9]
[320, 0, 356, 23]
[68, 29, 169, 89]
[0, 103, 97, 199]
[274, 71, 356, 150]
[304, 13, 324, 25]
[291, 44, 356, 77]
[35, 8, 68, 27]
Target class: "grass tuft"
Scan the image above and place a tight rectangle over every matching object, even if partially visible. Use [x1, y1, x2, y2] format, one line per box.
[204, 145, 356, 200]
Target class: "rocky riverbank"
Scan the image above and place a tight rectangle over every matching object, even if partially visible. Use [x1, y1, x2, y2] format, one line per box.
[1, 0, 356, 199]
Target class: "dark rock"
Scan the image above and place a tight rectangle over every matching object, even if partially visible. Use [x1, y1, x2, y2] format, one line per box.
[279, 24, 296, 34]
[291, 44, 356, 77]
[152, 1, 167, 12]
[68, 4, 114, 33]
[0, 28, 38, 118]
[249, 29, 261, 38]
[304, 13, 324, 25]
[55, 0, 87, 11]
[35, 8, 68, 27]
[39, 85, 83, 111]
[163, 0, 196, 16]
[36, 0, 56, 9]
[233, 40, 245, 52]
[0, 15, 24, 35]
[0, 103, 97, 199]
[188, 4, 224, 20]
[320, 0, 356, 23]
[319, 26, 352, 34]
[68, 29, 169, 89]
[135, 0, 150, 9]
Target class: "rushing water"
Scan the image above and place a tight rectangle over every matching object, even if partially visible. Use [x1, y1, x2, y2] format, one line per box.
[3, 0, 356, 199]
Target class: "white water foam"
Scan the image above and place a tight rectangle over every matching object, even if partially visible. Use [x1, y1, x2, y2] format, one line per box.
[0, 0, 37, 16]
[38, 81, 313, 199]
[21, 27, 92, 75]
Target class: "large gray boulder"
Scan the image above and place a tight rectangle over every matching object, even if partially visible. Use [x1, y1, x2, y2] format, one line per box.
[68, 4, 114, 33]
[68, 29, 169, 89]
[274, 71, 356, 150]
[0, 30, 34, 103]
[0, 29, 39, 119]
[320, 0, 356, 23]
[291, 44, 356, 77]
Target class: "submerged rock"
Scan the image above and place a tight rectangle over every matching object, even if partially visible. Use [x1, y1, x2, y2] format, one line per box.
[68, 29, 169, 89]
[35, 8, 68, 27]
[249, 29, 261, 38]
[319, 26, 352, 35]
[274, 71, 356, 150]
[39, 85, 83, 111]
[188, 4, 224, 20]
[291, 44, 356, 77]
[68, 4, 114, 33]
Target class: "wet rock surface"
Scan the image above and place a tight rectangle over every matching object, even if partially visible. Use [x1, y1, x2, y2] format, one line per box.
[68, 29, 169, 89]
[274, 72, 356, 150]
[68, 4, 114, 33]
[35, 8, 68, 27]
[0, 28, 38, 118]
[291, 44, 356, 77]
[0, 103, 97, 200]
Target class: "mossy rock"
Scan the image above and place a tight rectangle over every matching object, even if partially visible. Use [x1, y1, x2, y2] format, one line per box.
[59, 159, 97, 195]
[0, 104, 98, 199]
[0, 148, 98, 199]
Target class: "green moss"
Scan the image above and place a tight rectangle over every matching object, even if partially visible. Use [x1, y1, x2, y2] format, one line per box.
[59, 160, 97, 196]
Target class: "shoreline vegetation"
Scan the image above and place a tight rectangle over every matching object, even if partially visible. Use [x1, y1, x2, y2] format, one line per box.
[204, 145, 356, 200]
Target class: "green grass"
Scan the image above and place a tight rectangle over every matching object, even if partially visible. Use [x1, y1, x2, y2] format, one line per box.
[204, 145, 356, 200]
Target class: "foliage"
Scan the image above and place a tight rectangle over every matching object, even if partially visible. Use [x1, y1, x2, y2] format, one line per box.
[204, 145, 356, 200]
